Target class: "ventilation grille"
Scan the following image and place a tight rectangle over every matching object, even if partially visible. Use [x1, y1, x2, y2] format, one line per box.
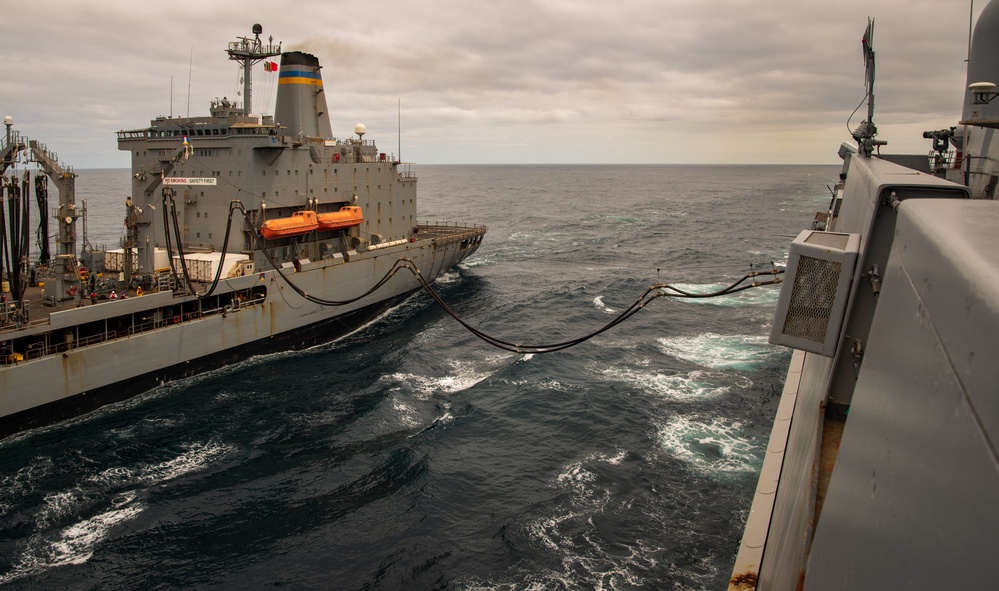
[781, 258, 842, 342]
[770, 230, 860, 356]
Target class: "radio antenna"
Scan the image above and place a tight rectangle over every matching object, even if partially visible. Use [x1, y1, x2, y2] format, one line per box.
[187, 46, 193, 117]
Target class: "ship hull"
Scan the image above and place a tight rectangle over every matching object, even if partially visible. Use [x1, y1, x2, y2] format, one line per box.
[0, 233, 483, 439]
[0, 290, 411, 438]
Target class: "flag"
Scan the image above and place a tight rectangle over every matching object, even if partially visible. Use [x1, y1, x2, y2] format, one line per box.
[264, 61, 278, 72]
[861, 18, 874, 63]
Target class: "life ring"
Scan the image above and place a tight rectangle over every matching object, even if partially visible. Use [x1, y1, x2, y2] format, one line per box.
[173, 315, 181, 324]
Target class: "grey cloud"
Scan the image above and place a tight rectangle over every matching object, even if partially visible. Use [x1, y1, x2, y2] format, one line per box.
[0, 0, 987, 166]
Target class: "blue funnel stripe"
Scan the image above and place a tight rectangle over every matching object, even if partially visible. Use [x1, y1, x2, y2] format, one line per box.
[278, 69, 323, 86]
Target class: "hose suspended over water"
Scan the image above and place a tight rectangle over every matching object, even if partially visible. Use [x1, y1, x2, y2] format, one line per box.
[396, 260, 783, 354]
[234, 198, 784, 353]
[165, 198, 783, 354]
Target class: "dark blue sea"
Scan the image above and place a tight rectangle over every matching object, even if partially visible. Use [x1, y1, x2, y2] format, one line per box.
[0, 164, 835, 590]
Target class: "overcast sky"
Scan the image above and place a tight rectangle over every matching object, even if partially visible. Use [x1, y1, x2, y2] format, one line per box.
[0, 0, 987, 168]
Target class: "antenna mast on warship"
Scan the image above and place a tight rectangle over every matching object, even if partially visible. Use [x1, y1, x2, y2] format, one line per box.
[226, 24, 281, 114]
[853, 19, 887, 157]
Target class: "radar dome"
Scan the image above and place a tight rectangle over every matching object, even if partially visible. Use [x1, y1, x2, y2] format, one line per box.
[354, 123, 367, 137]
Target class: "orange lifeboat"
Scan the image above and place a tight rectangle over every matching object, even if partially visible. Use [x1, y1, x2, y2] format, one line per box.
[317, 205, 364, 232]
[259, 210, 319, 240]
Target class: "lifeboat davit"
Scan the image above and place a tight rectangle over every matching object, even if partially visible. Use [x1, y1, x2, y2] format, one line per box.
[317, 205, 364, 231]
[259, 210, 319, 240]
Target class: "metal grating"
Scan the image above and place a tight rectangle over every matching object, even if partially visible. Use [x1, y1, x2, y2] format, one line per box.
[770, 230, 860, 357]
[781, 257, 842, 344]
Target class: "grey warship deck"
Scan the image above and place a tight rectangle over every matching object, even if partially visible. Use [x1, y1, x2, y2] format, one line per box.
[731, 4, 999, 588]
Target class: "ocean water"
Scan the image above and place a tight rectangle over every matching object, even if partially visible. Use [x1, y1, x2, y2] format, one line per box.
[0, 164, 835, 590]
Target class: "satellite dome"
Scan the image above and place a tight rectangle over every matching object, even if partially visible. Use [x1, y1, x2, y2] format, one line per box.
[354, 123, 367, 137]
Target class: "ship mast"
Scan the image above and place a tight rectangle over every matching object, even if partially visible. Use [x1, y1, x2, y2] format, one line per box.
[226, 24, 281, 114]
[853, 19, 887, 157]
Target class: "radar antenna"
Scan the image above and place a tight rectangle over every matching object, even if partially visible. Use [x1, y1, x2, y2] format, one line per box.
[853, 18, 887, 157]
[226, 24, 281, 114]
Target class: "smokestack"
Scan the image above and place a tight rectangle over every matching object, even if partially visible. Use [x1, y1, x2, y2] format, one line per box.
[273, 51, 334, 139]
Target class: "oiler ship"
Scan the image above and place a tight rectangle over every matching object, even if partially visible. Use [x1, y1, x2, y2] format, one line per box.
[0, 26, 485, 439]
[730, 3, 998, 589]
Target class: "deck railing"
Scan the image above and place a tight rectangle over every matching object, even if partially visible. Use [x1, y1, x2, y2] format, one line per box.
[3, 295, 266, 364]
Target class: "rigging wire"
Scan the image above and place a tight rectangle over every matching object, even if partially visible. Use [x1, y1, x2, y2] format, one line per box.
[160, 195, 784, 354]
[399, 262, 783, 354]
[230, 200, 785, 353]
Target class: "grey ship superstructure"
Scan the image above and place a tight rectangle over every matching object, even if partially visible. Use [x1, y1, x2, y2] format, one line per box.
[0, 26, 485, 438]
[730, 4, 999, 589]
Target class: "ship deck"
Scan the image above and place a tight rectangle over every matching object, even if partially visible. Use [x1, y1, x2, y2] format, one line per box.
[2, 224, 486, 338]
[727, 350, 846, 591]
[815, 412, 845, 521]
[1, 284, 147, 335]
[415, 221, 487, 245]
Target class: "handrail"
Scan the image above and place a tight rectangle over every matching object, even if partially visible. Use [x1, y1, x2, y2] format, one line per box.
[417, 221, 487, 230]
[2, 295, 266, 364]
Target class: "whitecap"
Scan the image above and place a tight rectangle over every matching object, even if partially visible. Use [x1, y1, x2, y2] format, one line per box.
[458, 255, 492, 268]
[507, 449, 661, 590]
[656, 414, 761, 474]
[0, 493, 143, 586]
[51, 494, 142, 565]
[391, 396, 421, 428]
[0, 457, 55, 517]
[381, 358, 491, 398]
[535, 378, 578, 393]
[592, 295, 616, 314]
[432, 270, 461, 284]
[656, 333, 782, 371]
[37, 490, 86, 529]
[597, 364, 734, 401]
[553, 450, 627, 501]
[136, 439, 233, 486]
